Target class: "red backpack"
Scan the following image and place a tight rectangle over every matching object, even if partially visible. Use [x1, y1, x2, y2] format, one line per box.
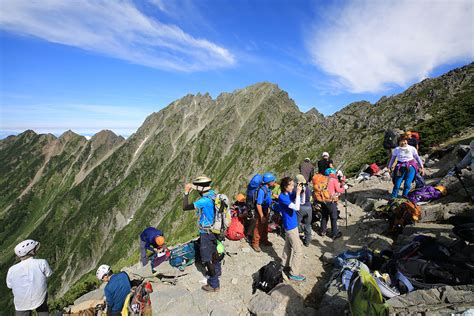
[226, 217, 245, 240]
[368, 163, 380, 175]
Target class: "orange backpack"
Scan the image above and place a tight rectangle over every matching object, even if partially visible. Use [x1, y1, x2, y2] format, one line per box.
[312, 174, 333, 202]
[391, 200, 422, 232]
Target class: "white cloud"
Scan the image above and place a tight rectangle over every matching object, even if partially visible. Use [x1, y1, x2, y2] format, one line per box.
[0, 0, 235, 72]
[307, 0, 474, 93]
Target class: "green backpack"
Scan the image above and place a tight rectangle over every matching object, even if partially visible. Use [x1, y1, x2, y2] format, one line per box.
[348, 269, 388, 316]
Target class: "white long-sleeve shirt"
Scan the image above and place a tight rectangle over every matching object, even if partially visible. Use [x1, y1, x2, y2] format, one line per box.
[6, 258, 52, 311]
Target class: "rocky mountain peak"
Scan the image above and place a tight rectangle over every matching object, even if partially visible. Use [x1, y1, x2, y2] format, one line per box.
[59, 130, 85, 143]
[90, 129, 123, 148]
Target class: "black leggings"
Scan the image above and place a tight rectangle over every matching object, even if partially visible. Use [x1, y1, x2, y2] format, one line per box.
[320, 202, 339, 236]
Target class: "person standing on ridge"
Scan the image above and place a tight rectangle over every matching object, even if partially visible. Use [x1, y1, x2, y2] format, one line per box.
[299, 157, 315, 183]
[139, 227, 167, 266]
[278, 176, 305, 281]
[7, 239, 52, 316]
[318, 152, 334, 175]
[96, 264, 131, 315]
[388, 136, 425, 199]
[295, 174, 313, 246]
[318, 168, 346, 240]
[182, 176, 222, 292]
[252, 172, 277, 252]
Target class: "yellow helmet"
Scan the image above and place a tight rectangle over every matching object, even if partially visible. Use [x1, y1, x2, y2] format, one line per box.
[434, 185, 447, 196]
[236, 193, 246, 203]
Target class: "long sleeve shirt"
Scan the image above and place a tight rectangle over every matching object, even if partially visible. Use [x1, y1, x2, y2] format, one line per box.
[388, 145, 424, 169]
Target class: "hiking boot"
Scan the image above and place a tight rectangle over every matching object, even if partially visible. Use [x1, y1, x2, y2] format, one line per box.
[289, 274, 306, 282]
[201, 285, 220, 292]
[261, 241, 273, 247]
[332, 231, 342, 240]
[252, 245, 262, 252]
[303, 241, 310, 247]
[317, 230, 326, 237]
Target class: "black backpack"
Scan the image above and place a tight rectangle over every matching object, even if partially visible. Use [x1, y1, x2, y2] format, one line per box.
[252, 261, 283, 294]
[383, 130, 399, 149]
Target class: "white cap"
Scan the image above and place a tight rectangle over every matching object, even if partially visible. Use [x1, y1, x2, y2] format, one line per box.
[14, 239, 39, 257]
[304, 157, 311, 162]
[96, 264, 111, 280]
[322, 152, 329, 157]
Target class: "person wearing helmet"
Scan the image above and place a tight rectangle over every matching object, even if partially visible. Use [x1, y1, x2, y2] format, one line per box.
[96, 264, 131, 315]
[139, 227, 167, 266]
[233, 193, 248, 219]
[318, 168, 347, 240]
[252, 172, 277, 252]
[6, 239, 52, 316]
[318, 152, 334, 175]
[294, 174, 312, 246]
[183, 176, 222, 292]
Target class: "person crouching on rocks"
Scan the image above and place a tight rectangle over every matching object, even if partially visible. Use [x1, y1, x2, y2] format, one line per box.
[182, 176, 222, 292]
[139, 226, 169, 267]
[7, 240, 52, 316]
[388, 135, 425, 199]
[278, 176, 305, 282]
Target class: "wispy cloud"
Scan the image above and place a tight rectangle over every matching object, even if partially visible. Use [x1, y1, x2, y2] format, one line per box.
[0, 0, 235, 72]
[307, 0, 474, 93]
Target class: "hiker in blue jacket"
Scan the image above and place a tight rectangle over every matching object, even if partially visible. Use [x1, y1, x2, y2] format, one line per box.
[182, 176, 222, 292]
[252, 172, 277, 252]
[96, 264, 131, 315]
[139, 227, 166, 266]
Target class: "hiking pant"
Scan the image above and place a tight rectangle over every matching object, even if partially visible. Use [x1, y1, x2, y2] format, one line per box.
[282, 227, 303, 276]
[199, 232, 221, 289]
[392, 166, 416, 198]
[244, 216, 256, 240]
[252, 213, 269, 247]
[297, 204, 312, 244]
[320, 202, 339, 236]
[16, 297, 49, 316]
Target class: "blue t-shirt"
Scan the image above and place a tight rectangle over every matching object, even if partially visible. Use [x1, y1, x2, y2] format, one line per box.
[256, 186, 272, 211]
[278, 192, 298, 231]
[104, 272, 131, 313]
[140, 227, 163, 251]
[194, 190, 216, 230]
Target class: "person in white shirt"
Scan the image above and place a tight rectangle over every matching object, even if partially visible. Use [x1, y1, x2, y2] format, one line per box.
[6, 239, 52, 316]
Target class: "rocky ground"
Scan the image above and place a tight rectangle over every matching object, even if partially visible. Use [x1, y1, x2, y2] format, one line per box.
[67, 145, 473, 316]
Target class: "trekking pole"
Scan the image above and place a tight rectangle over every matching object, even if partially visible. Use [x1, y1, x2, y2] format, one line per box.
[455, 172, 472, 200]
[344, 189, 348, 228]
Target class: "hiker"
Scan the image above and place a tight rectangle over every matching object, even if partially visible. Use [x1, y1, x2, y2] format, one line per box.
[6, 240, 52, 316]
[299, 157, 315, 182]
[405, 131, 419, 150]
[455, 140, 474, 171]
[383, 129, 400, 158]
[318, 168, 346, 240]
[96, 264, 131, 315]
[295, 174, 312, 246]
[318, 152, 334, 175]
[252, 172, 277, 252]
[388, 135, 425, 199]
[140, 227, 166, 266]
[182, 176, 222, 292]
[278, 176, 305, 281]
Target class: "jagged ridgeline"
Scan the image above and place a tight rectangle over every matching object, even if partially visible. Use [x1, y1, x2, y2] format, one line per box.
[0, 63, 473, 312]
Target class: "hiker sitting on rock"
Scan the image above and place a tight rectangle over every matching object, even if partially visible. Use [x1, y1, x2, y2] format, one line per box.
[7, 239, 52, 316]
[278, 176, 305, 282]
[96, 264, 131, 316]
[294, 174, 313, 247]
[318, 152, 334, 175]
[388, 135, 425, 199]
[140, 227, 168, 266]
[252, 172, 277, 252]
[318, 168, 346, 240]
[182, 176, 222, 292]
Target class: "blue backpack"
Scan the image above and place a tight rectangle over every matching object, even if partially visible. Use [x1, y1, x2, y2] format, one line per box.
[246, 174, 263, 212]
[169, 242, 196, 271]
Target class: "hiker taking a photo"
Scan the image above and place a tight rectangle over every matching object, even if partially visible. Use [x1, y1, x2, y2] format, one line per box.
[139, 227, 167, 266]
[294, 174, 312, 247]
[278, 176, 305, 282]
[182, 176, 222, 292]
[96, 264, 131, 315]
[252, 172, 277, 252]
[318, 152, 334, 175]
[7, 240, 52, 316]
[388, 135, 425, 199]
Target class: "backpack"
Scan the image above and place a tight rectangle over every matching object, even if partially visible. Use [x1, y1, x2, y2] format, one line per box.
[246, 174, 263, 212]
[348, 269, 389, 316]
[123, 280, 153, 316]
[407, 186, 442, 204]
[225, 217, 245, 240]
[383, 130, 399, 149]
[366, 163, 380, 175]
[206, 194, 231, 237]
[389, 200, 421, 232]
[409, 131, 420, 141]
[252, 261, 283, 294]
[169, 242, 196, 270]
[312, 174, 332, 203]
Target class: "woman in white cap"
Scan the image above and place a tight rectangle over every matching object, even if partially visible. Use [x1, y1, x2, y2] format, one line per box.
[317, 152, 334, 175]
[6, 239, 52, 316]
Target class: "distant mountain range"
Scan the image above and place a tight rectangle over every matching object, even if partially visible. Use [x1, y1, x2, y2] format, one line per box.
[1, 62, 473, 312]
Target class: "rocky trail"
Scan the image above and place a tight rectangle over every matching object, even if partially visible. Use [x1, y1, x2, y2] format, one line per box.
[67, 144, 473, 315]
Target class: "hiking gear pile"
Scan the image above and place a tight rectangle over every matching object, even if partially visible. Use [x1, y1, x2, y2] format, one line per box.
[407, 185, 445, 204]
[122, 280, 153, 316]
[375, 198, 422, 233]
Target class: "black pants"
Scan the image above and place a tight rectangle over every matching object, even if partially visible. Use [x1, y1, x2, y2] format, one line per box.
[16, 297, 49, 316]
[320, 202, 339, 236]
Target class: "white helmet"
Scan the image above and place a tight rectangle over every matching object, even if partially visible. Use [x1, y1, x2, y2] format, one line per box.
[14, 239, 39, 257]
[96, 264, 111, 280]
[322, 152, 329, 158]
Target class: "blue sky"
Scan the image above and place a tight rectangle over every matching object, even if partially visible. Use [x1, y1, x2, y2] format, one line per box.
[0, 0, 473, 138]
